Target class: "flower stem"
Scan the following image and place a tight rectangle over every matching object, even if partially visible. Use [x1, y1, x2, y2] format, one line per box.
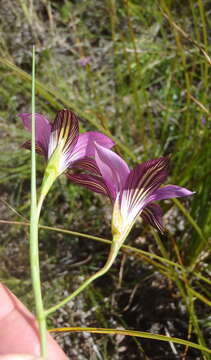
[30, 45, 47, 358]
[30, 213, 47, 357]
[45, 240, 121, 317]
[37, 194, 45, 220]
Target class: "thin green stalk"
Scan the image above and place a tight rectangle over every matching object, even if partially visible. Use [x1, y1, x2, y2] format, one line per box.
[48, 327, 211, 355]
[29, 45, 47, 358]
[172, 237, 209, 360]
[107, 0, 126, 141]
[45, 240, 121, 316]
[123, 0, 147, 150]
[2, 217, 210, 308]
[172, 198, 207, 267]
[160, 1, 191, 135]
[189, 287, 211, 307]
[151, 229, 169, 260]
[188, 291, 209, 360]
[194, 272, 211, 286]
[37, 194, 45, 220]
[0, 219, 185, 270]
[197, 0, 209, 124]
[18, 0, 31, 25]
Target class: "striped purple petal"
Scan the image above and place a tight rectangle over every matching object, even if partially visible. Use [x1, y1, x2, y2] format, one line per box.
[48, 110, 79, 171]
[146, 185, 194, 204]
[67, 157, 113, 199]
[120, 157, 169, 220]
[71, 157, 102, 176]
[67, 173, 109, 197]
[20, 113, 51, 159]
[141, 203, 164, 233]
[21, 140, 47, 156]
[69, 156, 115, 200]
[70, 131, 115, 163]
[95, 143, 130, 200]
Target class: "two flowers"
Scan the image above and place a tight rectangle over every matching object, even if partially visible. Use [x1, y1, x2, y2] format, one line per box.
[20, 109, 193, 248]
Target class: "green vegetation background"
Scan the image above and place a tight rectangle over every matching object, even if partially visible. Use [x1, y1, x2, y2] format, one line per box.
[0, 0, 210, 359]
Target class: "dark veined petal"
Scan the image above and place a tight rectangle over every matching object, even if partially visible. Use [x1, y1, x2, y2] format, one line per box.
[95, 143, 130, 200]
[67, 173, 109, 197]
[69, 156, 115, 201]
[19, 113, 51, 158]
[48, 109, 79, 169]
[121, 157, 169, 217]
[71, 157, 102, 176]
[70, 131, 115, 163]
[141, 203, 164, 233]
[21, 140, 46, 157]
[146, 185, 194, 203]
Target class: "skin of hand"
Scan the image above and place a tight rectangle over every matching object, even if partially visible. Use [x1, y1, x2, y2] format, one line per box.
[0, 284, 68, 360]
[0, 356, 42, 359]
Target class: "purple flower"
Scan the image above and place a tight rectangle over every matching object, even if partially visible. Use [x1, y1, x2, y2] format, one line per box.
[201, 117, 206, 126]
[78, 56, 91, 67]
[20, 109, 115, 197]
[67, 144, 194, 237]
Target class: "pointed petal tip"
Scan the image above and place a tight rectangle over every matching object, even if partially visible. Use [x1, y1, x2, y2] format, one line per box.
[171, 186, 195, 198]
[94, 139, 115, 152]
[88, 131, 115, 148]
[146, 185, 195, 204]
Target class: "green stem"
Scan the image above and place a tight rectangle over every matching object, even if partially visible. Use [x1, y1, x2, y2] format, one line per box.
[29, 45, 47, 358]
[45, 239, 121, 317]
[30, 214, 47, 358]
[37, 194, 45, 219]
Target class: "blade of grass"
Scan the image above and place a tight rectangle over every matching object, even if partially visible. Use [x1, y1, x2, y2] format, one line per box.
[159, 1, 191, 136]
[48, 326, 211, 355]
[172, 198, 207, 266]
[189, 288, 211, 307]
[0, 219, 184, 270]
[171, 235, 209, 360]
[2, 218, 210, 309]
[197, 0, 209, 104]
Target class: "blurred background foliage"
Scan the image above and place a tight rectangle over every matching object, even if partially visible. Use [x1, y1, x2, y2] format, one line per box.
[0, 0, 210, 359]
